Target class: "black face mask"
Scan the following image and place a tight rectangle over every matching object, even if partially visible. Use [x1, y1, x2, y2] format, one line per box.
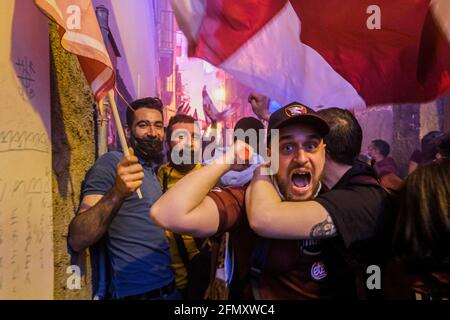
[130, 135, 164, 165]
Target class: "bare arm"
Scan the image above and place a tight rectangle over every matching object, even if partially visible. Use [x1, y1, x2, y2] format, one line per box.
[151, 141, 251, 237]
[248, 93, 271, 122]
[247, 167, 337, 240]
[150, 160, 229, 238]
[68, 148, 144, 252]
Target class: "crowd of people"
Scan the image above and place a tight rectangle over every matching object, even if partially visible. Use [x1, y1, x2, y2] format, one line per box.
[67, 95, 450, 300]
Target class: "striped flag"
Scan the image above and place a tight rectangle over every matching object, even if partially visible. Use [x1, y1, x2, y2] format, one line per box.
[202, 86, 239, 122]
[35, 0, 115, 102]
[171, 0, 450, 110]
[177, 101, 192, 115]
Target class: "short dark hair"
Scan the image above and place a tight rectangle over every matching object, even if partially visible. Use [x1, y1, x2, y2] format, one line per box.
[126, 97, 164, 128]
[166, 114, 196, 144]
[233, 117, 265, 154]
[317, 107, 362, 165]
[437, 133, 450, 160]
[234, 117, 264, 133]
[421, 130, 445, 164]
[372, 139, 390, 157]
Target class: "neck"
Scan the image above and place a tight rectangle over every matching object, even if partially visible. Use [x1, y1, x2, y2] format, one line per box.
[374, 154, 385, 162]
[322, 159, 352, 190]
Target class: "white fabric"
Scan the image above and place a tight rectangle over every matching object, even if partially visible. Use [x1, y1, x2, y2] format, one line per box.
[219, 2, 366, 110]
[204, 146, 265, 187]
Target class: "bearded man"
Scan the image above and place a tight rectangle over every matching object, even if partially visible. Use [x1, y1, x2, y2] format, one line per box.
[68, 97, 178, 300]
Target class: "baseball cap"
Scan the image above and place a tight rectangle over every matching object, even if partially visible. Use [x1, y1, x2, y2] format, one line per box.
[267, 102, 330, 139]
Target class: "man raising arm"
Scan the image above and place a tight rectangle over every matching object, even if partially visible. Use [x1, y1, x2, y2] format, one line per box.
[248, 107, 391, 247]
[151, 141, 250, 237]
[248, 166, 337, 240]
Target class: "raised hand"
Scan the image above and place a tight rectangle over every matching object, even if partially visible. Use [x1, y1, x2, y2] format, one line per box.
[113, 147, 144, 199]
[248, 93, 271, 122]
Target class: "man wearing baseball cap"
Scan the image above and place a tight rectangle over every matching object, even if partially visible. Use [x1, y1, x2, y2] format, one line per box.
[150, 100, 335, 299]
[248, 106, 394, 299]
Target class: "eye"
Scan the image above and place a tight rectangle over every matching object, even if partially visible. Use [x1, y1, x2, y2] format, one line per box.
[281, 143, 295, 154]
[138, 122, 148, 129]
[154, 123, 164, 129]
[304, 141, 319, 152]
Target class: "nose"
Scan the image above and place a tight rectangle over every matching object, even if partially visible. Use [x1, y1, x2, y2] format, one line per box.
[293, 148, 308, 165]
[146, 124, 156, 137]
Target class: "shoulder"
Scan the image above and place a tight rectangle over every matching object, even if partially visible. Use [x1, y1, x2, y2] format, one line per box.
[208, 186, 247, 234]
[93, 151, 123, 169]
[82, 152, 123, 196]
[315, 182, 391, 247]
[157, 162, 171, 175]
[318, 181, 388, 207]
[209, 186, 246, 204]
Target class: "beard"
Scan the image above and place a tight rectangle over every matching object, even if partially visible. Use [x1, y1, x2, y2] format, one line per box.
[129, 135, 164, 165]
[169, 149, 198, 173]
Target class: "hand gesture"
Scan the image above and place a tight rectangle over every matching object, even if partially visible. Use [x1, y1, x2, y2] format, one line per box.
[248, 93, 270, 122]
[113, 148, 144, 199]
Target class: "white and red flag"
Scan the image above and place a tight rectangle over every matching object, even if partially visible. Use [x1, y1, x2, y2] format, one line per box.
[35, 0, 115, 102]
[202, 86, 238, 122]
[171, 0, 450, 109]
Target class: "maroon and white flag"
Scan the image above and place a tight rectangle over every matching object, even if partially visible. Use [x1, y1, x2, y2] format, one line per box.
[35, 0, 115, 103]
[202, 86, 239, 122]
[171, 0, 450, 110]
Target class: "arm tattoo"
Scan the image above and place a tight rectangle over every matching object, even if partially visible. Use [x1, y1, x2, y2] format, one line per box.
[310, 214, 337, 239]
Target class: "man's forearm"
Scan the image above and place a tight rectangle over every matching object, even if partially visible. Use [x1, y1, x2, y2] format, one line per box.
[248, 174, 336, 240]
[248, 175, 282, 230]
[151, 160, 230, 227]
[68, 189, 125, 252]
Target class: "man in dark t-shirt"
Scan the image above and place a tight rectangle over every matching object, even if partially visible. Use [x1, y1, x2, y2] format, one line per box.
[248, 107, 394, 299]
[151, 101, 334, 299]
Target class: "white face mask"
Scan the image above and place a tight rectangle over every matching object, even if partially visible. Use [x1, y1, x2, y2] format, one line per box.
[220, 154, 265, 187]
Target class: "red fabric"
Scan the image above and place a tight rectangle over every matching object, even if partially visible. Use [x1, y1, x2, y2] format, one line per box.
[189, 0, 450, 106]
[193, 0, 287, 65]
[291, 0, 450, 105]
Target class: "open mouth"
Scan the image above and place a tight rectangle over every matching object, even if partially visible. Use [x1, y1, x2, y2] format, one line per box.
[291, 171, 312, 191]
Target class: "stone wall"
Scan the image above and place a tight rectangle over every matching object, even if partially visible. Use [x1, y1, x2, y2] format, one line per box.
[356, 93, 449, 178]
[50, 22, 95, 300]
[391, 104, 421, 177]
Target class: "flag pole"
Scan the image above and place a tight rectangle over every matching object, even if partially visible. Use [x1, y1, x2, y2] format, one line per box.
[108, 89, 143, 199]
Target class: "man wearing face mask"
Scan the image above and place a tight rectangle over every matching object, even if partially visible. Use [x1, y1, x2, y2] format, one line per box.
[156, 114, 205, 298]
[68, 97, 178, 300]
